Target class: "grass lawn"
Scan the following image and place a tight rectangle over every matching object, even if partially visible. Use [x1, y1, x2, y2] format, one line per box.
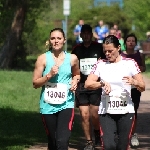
[0, 70, 48, 150]
[0, 70, 83, 150]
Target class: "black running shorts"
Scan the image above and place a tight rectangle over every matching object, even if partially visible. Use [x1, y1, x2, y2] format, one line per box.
[75, 83, 102, 107]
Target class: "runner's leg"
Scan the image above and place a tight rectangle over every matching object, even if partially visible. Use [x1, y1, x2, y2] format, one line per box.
[76, 88, 94, 149]
[117, 113, 135, 150]
[99, 114, 117, 150]
[131, 88, 141, 134]
[79, 105, 92, 140]
[90, 105, 100, 145]
[42, 114, 57, 150]
[130, 88, 141, 146]
[89, 90, 101, 145]
[56, 108, 74, 150]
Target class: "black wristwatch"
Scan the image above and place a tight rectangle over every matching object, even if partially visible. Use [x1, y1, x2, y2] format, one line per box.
[100, 79, 105, 87]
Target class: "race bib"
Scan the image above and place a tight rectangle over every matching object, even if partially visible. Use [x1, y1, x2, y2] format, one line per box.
[44, 82, 67, 104]
[101, 95, 128, 114]
[80, 58, 97, 75]
[79, 35, 83, 42]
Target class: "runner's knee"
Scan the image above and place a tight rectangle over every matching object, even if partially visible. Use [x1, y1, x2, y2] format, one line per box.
[80, 109, 90, 120]
[81, 113, 90, 122]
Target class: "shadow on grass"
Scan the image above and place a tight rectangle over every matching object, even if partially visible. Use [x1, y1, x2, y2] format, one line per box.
[0, 107, 86, 150]
[0, 107, 46, 150]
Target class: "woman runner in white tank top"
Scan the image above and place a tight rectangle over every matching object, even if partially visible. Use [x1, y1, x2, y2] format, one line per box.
[84, 35, 145, 150]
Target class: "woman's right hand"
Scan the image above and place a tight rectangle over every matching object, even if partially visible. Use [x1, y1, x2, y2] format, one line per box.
[103, 81, 111, 95]
[49, 65, 59, 77]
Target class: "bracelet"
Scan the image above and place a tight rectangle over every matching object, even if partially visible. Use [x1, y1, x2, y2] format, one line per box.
[46, 74, 51, 80]
[76, 79, 80, 82]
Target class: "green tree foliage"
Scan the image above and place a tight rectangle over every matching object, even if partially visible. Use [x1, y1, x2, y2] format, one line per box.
[0, 0, 15, 48]
[123, 0, 150, 40]
[70, 0, 93, 18]
[25, 0, 64, 55]
[0, 0, 49, 67]
[1, 0, 150, 68]
[69, 5, 131, 42]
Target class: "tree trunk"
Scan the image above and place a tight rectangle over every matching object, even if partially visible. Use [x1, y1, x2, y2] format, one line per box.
[0, 6, 26, 69]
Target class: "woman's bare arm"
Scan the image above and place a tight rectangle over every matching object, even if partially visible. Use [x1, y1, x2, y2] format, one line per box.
[123, 73, 145, 92]
[132, 73, 145, 92]
[32, 54, 49, 89]
[70, 54, 80, 91]
[85, 74, 111, 94]
[84, 74, 101, 90]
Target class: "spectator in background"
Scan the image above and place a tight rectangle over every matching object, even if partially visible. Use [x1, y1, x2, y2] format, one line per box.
[118, 31, 125, 51]
[93, 20, 109, 43]
[113, 24, 121, 39]
[109, 27, 125, 51]
[109, 27, 117, 36]
[74, 19, 84, 44]
[45, 40, 50, 51]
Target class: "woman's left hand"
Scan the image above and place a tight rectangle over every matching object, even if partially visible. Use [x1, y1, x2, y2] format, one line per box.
[103, 81, 111, 94]
[70, 79, 78, 91]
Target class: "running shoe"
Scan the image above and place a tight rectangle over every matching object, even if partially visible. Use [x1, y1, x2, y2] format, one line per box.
[131, 133, 139, 147]
[84, 141, 94, 150]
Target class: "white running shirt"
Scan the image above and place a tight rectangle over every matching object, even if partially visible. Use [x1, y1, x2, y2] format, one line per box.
[91, 57, 141, 114]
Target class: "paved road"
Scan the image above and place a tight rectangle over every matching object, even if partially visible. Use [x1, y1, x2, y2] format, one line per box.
[28, 75, 150, 150]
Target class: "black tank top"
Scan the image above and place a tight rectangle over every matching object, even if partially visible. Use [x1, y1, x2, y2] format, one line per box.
[72, 41, 105, 83]
[121, 51, 142, 66]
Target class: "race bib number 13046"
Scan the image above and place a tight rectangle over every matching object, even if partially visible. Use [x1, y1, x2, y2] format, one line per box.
[44, 82, 67, 104]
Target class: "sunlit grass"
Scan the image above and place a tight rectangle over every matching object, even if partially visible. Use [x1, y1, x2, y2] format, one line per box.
[0, 70, 46, 150]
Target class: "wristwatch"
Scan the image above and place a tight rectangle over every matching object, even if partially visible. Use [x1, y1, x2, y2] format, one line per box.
[100, 79, 105, 87]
